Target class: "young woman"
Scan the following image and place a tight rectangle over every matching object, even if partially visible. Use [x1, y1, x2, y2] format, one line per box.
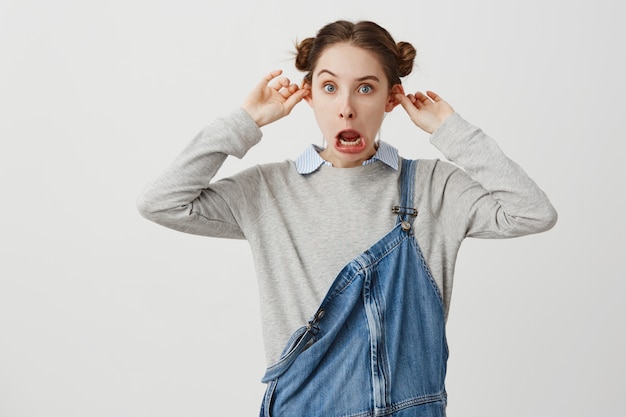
[138, 20, 557, 417]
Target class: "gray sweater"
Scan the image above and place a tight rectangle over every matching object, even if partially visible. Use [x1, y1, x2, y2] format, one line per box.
[137, 108, 557, 365]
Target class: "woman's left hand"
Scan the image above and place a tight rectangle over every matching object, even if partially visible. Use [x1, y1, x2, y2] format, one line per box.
[396, 91, 455, 134]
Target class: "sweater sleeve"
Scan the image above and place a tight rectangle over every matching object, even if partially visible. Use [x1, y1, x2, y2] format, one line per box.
[428, 113, 558, 240]
[136, 108, 263, 239]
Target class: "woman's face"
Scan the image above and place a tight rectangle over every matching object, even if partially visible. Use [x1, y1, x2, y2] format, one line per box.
[305, 43, 402, 168]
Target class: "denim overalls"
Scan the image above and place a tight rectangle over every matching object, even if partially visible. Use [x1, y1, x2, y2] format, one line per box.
[260, 159, 449, 417]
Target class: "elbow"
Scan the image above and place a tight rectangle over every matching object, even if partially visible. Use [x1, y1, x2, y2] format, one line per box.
[496, 201, 558, 238]
[136, 193, 160, 222]
[534, 202, 558, 233]
[546, 205, 559, 230]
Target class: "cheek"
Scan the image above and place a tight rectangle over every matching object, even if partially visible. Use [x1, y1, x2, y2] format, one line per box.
[312, 106, 334, 131]
[312, 101, 335, 121]
[361, 105, 386, 132]
[361, 101, 386, 120]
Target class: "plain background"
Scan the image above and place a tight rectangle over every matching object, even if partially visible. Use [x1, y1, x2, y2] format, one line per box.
[1, 0, 624, 416]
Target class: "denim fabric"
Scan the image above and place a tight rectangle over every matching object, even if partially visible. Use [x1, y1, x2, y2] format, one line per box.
[260, 159, 448, 417]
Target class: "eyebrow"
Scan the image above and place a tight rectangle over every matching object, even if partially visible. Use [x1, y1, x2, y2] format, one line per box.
[316, 69, 380, 83]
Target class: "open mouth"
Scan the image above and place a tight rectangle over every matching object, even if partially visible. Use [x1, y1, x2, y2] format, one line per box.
[338, 131, 362, 146]
[335, 129, 366, 151]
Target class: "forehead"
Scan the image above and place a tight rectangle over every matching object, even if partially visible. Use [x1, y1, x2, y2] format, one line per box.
[313, 43, 386, 81]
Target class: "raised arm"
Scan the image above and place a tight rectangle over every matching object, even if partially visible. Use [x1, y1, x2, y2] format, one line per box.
[397, 90, 557, 239]
[136, 71, 307, 238]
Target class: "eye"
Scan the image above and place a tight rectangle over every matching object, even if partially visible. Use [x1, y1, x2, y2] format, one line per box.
[358, 84, 373, 94]
[323, 83, 336, 93]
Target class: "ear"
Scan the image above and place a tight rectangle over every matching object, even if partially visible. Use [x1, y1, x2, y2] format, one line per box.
[385, 84, 405, 112]
[302, 81, 313, 107]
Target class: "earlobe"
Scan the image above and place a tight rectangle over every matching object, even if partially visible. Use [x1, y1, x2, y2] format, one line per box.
[304, 93, 313, 107]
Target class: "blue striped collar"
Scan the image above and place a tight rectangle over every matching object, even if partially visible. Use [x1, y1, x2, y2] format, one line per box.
[294, 141, 399, 174]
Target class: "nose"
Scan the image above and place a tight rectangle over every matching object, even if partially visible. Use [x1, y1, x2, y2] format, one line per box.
[339, 95, 355, 119]
[340, 110, 354, 119]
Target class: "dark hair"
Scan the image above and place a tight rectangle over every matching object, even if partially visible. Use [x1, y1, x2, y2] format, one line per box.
[295, 20, 416, 89]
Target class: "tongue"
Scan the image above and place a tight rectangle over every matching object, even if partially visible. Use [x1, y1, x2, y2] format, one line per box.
[340, 131, 360, 141]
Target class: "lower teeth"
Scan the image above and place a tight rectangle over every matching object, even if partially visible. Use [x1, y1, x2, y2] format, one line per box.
[339, 138, 361, 146]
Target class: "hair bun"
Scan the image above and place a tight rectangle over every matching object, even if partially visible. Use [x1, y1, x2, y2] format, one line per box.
[396, 41, 416, 78]
[295, 37, 315, 72]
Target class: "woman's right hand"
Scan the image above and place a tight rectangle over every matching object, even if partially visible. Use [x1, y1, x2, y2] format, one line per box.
[242, 70, 309, 128]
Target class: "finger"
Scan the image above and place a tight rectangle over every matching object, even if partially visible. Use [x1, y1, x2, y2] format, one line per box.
[426, 90, 443, 102]
[397, 94, 420, 117]
[412, 93, 426, 110]
[283, 87, 309, 112]
[287, 83, 300, 94]
[413, 91, 434, 110]
[414, 91, 432, 103]
[270, 77, 291, 91]
[258, 70, 283, 88]
[278, 83, 299, 99]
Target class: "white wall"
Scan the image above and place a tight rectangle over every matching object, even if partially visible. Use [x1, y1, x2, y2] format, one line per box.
[1, 0, 624, 416]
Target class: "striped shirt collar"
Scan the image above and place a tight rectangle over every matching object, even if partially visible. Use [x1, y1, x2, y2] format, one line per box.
[294, 141, 399, 174]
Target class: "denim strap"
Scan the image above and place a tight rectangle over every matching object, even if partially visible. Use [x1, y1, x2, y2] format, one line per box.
[392, 158, 418, 226]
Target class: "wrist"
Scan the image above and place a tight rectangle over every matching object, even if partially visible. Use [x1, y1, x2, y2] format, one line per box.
[241, 105, 265, 127]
